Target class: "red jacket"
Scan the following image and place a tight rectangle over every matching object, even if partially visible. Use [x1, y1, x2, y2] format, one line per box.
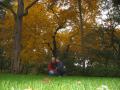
[48, 62, 56, 71]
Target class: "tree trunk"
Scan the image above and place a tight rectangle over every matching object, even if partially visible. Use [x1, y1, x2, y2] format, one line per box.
[12, 16, 22, 73]
[12, 0, 24, 73]
[52, 34, 57, 58]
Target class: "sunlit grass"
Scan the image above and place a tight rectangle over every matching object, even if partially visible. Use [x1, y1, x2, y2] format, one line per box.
[0, 73, 120, 90]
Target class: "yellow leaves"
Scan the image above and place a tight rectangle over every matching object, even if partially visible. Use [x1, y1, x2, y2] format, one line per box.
[4, 11, 14, 30]
[52, 6, 61, 12]
[60, 9, 77, 21]
[46, 0, 55, 3]
[0, 0, 100, 62]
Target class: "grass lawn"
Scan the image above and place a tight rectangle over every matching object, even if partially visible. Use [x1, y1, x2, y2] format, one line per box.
[0, 73, 120, 90]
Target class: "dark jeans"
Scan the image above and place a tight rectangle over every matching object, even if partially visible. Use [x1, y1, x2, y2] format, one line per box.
[57, 69, 65, 76]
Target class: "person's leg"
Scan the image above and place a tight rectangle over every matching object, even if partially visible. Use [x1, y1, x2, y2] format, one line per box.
[54, 69, 59, 76]
[59, 69, 65, 76]
[48, 70, 54, 76]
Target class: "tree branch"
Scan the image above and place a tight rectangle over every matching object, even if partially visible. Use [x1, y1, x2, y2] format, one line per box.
[54, 20, 67, 34]
[23, 0, 39, 16]
[0, 2, 16, 17]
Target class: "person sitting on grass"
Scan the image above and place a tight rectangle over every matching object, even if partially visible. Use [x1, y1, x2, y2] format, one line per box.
[48, 57, 57, 75]
[56, 58, 65, 76]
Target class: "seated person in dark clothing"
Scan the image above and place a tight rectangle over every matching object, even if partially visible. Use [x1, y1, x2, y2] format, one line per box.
[48, 57, 57, 75]
[56, 58, 65, 76]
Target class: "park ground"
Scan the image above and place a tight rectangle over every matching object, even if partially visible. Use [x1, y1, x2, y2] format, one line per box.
[0, 73, 120, 90]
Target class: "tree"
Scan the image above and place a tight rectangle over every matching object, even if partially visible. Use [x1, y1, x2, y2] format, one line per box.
[96, 0, 120, 67]
[76, 0, 99, 71]
[0, 0, 40, 73]
[41, 0, 77, 58]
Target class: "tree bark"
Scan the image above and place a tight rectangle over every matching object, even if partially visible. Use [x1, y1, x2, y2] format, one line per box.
[52, 30, 58, 58]
[12, 16, 22, 73]
[12, 0, 24, 73]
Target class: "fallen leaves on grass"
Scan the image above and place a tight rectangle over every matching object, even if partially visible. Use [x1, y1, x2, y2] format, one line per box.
[42, 77, 53, 84]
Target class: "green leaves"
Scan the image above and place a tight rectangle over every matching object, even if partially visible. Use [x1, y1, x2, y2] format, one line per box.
[0, 0, 12, 9]
[0, 0, 11, 6]
[112, 0, 120, 6]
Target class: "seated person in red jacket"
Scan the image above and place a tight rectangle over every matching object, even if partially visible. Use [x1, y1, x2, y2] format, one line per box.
[48, 57, 57, 75]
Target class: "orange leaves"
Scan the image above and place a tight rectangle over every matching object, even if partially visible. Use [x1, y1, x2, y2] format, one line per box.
[0, 0, 101, 62]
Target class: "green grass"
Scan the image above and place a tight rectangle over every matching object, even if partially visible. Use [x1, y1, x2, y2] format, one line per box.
[0, 73, 120, 90]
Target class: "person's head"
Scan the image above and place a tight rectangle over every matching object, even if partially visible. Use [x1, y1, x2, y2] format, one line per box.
[51, 57, 56, 63]
[56, 58, 60, 62]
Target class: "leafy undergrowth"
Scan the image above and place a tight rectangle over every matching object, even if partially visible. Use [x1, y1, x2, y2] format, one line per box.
[0, 73, 120, 90]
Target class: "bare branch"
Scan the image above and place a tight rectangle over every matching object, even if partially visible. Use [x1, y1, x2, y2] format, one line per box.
[23, 0, 39, 16]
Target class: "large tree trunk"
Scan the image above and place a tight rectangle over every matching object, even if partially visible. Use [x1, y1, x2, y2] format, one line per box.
[12, 0, 24, 73]
[12, 16, 22, 73]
